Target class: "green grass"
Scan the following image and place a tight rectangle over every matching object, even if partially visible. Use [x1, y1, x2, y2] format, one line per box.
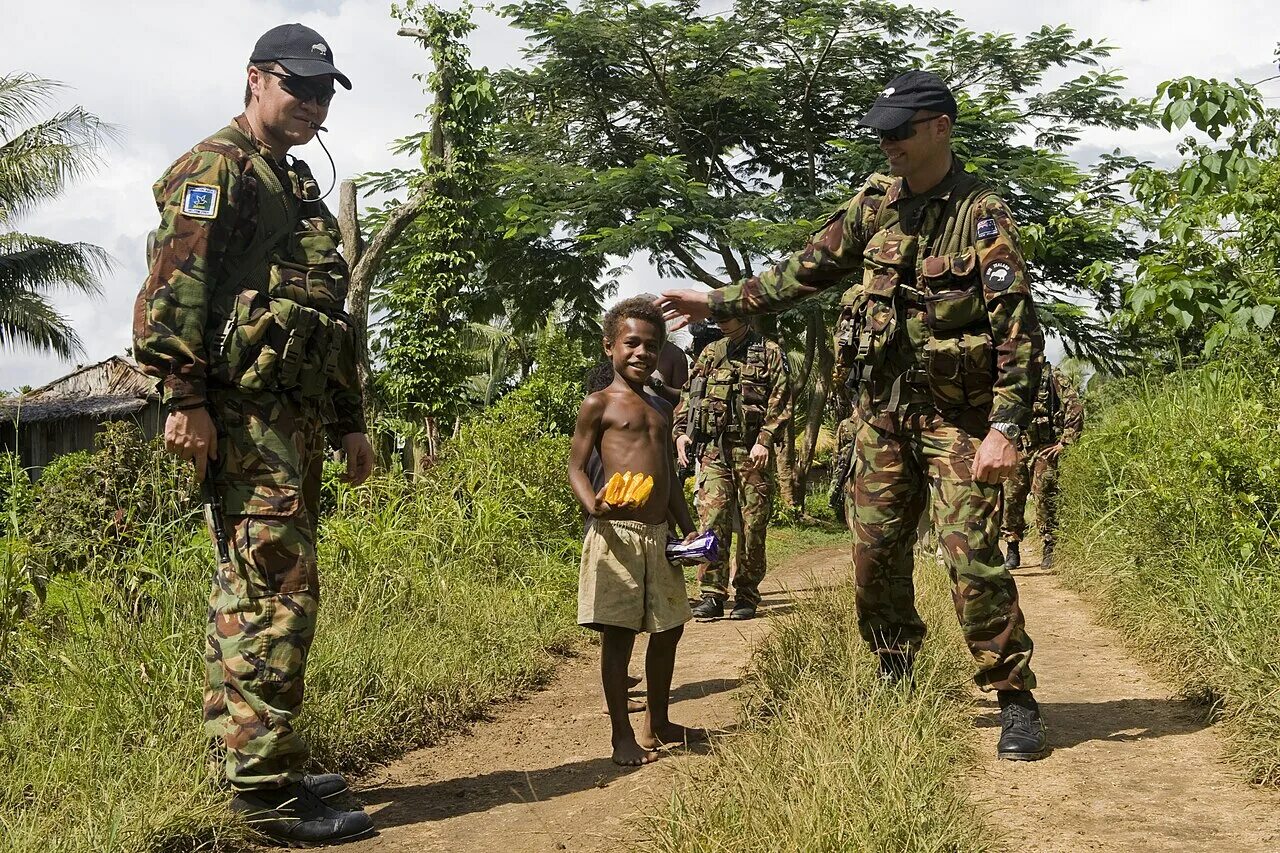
[0, 404, 583, 852]
[1057, 356, 1280, 785]
[647, 550, 991, 853]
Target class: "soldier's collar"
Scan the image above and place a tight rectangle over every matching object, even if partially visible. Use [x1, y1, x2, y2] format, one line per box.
[885, 155, 965, 209]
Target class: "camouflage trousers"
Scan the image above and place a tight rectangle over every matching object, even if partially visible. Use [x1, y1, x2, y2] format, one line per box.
[695, 442, 773, 605]
[203, 390, 325, 791]
[851, 412, 1036, 691]
[1000, 448, 1060, 545]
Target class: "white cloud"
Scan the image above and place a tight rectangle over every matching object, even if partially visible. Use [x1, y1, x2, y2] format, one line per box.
[3, 0, 1278, 388]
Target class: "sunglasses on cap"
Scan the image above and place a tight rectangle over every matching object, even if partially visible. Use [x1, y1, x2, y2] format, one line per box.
[260, 68, 335, 107]
[877, 115, 945, 142]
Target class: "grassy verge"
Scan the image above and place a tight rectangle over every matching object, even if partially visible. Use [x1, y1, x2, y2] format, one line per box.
[648, 550, 991, 852]
[1057, 355, 1280, 785]
[0, 403, 582, 852]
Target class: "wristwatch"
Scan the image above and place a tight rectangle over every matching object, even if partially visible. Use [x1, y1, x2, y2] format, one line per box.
[990, 422, 1022, 443]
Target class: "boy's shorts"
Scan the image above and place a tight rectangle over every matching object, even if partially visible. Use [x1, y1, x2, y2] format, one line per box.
[578, 519, 692, 634]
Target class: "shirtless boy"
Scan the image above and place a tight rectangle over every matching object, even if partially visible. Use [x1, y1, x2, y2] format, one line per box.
[569, 296, 706, 766]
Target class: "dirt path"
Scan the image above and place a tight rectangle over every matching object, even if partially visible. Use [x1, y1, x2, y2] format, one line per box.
[344, 545, 849, 853]
[973, 543, 1280, 852]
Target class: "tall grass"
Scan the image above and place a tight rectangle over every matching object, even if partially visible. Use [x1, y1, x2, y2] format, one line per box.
[1057, 353, 1280, 785]
[0, 402, 582, 852]
[647, 552, 991, 853]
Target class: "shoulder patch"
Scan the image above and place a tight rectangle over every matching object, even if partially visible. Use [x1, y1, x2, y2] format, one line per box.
[180, 183, 220, 219]
[983, 260, 1015, 292]
[976, 217, 998, 240]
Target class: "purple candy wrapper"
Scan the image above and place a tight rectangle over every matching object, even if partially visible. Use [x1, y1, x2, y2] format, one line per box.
[666, 530, 719, 566]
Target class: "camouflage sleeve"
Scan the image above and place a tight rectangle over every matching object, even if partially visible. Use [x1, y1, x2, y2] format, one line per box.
[132, 149, 243, 402]
[1058, 376, 1084, 445]
[757, 344, 792, 446]
[708, 182, 882, 319]
[975, 195, 1044, 427]
[672, 347, 712, 438]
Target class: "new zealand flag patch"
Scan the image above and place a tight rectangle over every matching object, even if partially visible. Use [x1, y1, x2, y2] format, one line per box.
[180, 183, 220, 219]
[976, 217, 998, 240]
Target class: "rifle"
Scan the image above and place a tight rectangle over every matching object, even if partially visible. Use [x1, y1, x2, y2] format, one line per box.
[678, 374, 707, 482]
[203, 473, 232, 565]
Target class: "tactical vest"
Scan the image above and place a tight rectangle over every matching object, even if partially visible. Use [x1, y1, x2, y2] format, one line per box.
[835, 171, 999, 416]
[190, 125, 353, 399]
[1027, 370, 1061, 448]
[693, 336, 772, 446]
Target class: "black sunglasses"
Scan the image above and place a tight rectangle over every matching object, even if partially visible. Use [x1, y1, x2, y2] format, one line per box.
[261, 68, 335, 107]
[877, 115, 944, 142]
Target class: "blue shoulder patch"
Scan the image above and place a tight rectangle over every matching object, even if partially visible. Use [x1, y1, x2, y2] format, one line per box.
[180, 183, 220, 219]
[976, 217, 998, 241]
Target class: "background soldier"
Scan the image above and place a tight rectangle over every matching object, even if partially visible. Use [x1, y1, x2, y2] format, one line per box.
[1002, 363, 1084, 570]
[659, 70, 1049, 760]
[674, 317, 792, 621]
[132, 24, 375, 845]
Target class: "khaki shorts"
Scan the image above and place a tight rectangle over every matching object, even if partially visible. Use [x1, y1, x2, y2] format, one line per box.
[578, 520, 692, 634]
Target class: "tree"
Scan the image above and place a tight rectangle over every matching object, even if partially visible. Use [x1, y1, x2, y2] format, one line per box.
[492, 0, 1150, 505]
[0, 73, 111, 358]
[1119, 68, 1280, 357]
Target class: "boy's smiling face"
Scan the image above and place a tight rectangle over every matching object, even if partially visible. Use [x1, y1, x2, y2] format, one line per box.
[605, 316, 662, 384]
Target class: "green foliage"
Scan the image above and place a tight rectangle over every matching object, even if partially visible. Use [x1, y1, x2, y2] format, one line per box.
[1120, 71, 1280, 357]
[494, 0, 1151, 366]
[495, 320, 592, 435]
[0, 395, 581, 852]
[648, 548, 989, 851]
[1056, 346, 1280, 784]
[0, 72, 113, 357]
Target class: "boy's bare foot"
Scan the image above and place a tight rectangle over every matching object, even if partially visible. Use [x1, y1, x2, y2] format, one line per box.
[639, 722, 709, 749]
[627, 674, 642, 688]
[601, 698, 646, 715]
[612, 738, 660, 767]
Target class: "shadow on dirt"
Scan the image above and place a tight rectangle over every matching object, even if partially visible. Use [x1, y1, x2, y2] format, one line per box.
[974, 696, 1209, 750]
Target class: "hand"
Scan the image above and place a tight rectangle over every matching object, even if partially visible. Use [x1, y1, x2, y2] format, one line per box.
[591, 484, 619, 518]
[676, 434, 692, 468]
[1042, 442, 1065, 462]
[341, 432, 374, 485]
[748, 442, 770, 470]
[972, 429, 1019, 484]
[164, 403, 218, 483]
[682, 530, 699, 544]
[655, 289, 711, 331]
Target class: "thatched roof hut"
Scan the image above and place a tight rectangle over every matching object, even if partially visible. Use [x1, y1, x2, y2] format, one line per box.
[0, 357, 162, 476]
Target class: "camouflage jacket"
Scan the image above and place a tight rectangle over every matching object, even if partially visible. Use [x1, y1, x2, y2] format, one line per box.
[132, 116, 366, 437]
[673, 332, 792, 449]
[708, 158, 1044, 429]
[1028, 367, 1084, 449]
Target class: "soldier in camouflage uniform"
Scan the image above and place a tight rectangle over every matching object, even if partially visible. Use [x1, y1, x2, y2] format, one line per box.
[1001, 364, 1084, 570]
[132, 24, 375, 845]
[660, 70, 1048, 760]
[674, 318, 792, 621]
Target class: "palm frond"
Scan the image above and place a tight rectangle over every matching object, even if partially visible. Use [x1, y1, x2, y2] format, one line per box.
[0, 73, 63, 137]
[0, 232, 109, 297]
[0, 107, 115, 222]
[0, 285, 83, 359]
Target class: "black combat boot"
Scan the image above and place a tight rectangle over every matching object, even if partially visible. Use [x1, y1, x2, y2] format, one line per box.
[1002, 541, 1021, 571]
[728, 599, 757, 621]
[303, 773, 348, 801]
[996, 690, 1048, 761]
[1041, 539, 1055, 569]
[876, 650, 914, 686]
[232, 781, 375, 845]
[691, 595, 726, 619]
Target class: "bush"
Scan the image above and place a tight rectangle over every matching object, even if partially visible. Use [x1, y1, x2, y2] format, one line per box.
[1057, 352, 1280, 785]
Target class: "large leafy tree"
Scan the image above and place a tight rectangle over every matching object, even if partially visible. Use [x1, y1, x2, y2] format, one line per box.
[0, 73, 111, 358]
[492, 0, 1150, 502]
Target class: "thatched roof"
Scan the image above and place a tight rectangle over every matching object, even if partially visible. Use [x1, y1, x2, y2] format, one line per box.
[0, 394, 150, 424]
[0, 356, 159, 425]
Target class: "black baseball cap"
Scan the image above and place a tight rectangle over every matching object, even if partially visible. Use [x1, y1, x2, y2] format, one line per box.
[858, 70, 956, 130]
[251, 23, 352, 90]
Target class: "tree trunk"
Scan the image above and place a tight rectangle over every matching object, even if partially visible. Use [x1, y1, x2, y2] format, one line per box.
[794, 319, 834, 509]
[338, 180, 380, 436]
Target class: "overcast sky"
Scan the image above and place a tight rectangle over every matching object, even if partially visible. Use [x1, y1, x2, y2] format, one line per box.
[3, 0, 1278, 390]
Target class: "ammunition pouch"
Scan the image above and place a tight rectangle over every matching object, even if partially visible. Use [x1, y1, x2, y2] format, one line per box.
[210, 292, 348, 397]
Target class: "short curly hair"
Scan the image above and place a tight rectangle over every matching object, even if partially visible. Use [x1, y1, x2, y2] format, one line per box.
[602, 294, 667, 346]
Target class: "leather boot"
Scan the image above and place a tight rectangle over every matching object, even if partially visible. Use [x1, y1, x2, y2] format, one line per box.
[1002, 541, 1020, 571]
[997, 690, 1048, 761]
[232, 781, 374, 845]
[691, 595, 725, 619]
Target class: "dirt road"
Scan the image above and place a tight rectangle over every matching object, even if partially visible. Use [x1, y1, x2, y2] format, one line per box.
[973, 543, 1280, 852]
[343, 545, 850, 853]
